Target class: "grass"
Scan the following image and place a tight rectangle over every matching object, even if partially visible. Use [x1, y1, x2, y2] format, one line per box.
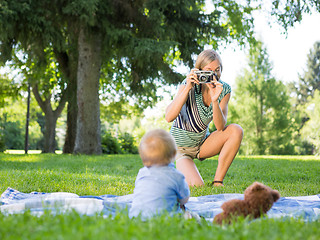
[0, 153, 319, 239]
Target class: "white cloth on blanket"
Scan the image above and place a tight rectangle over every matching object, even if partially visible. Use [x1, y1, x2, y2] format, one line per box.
[1, 187, 320, 222]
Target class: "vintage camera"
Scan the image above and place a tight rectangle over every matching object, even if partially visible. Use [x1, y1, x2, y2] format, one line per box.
[194, 70, 218, 83]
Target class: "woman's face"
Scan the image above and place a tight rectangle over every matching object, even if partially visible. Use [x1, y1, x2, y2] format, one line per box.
[202, 59, 221, 80]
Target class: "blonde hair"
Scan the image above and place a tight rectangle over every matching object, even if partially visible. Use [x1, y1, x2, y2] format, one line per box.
[195, 49, 223, 71]
[139, 129, 177, 167]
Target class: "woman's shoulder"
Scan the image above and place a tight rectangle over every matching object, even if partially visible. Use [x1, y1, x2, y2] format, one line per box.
[219, 79, 231, 93]
[220, 79, 231, 88]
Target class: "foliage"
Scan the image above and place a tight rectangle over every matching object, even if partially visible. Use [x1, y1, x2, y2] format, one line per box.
[96, 0, 258, 113]
[101, 131, 122, 154]
[101, 130, 138, 154]
[0, 134, 5, 153]
[292, 41, 320, 104]
[2, 120, 24, 150]
[284, 41, 320, 154]
[0, 96, 52, 151]
[0, 74, 19, 108]
[230, 41, 294, 155]
[270, 0, 320, 31]
[300, 90, 320, 154]
[118, 132, 138, 154]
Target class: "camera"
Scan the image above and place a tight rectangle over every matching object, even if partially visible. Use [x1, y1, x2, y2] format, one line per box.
[194, 70, 218, 83]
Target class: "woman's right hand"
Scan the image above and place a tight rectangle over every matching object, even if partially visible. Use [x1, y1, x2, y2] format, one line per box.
[165, 68, 199, 122]
[186, 68, 199, 90]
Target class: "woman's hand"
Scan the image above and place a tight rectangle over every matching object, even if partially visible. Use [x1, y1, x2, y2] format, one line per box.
[186, 68, 199, 90]
[165, 69, 199, 122]
[207, 80, 223, 103]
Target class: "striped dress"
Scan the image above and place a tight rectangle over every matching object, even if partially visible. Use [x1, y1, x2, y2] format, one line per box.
[170, 80, 231, 147]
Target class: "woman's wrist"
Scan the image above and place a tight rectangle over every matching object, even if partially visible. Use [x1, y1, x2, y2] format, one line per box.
[211, 98, 219, 104]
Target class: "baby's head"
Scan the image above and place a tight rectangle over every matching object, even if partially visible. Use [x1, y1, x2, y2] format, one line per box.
[139, 129, 177, 167]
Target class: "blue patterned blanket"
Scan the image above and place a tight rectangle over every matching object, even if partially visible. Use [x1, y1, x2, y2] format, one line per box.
[1, 187, 319, 222]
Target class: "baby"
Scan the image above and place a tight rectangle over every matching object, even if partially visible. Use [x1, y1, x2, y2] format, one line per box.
[129, 129, 190, 219]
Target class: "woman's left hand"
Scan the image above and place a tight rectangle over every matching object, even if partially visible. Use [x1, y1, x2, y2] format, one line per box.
[207, 80, 223, 102]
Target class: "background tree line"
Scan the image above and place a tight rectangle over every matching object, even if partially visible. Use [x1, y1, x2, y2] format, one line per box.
[228, 41, 320, 155]
[0, 0, 319, 155]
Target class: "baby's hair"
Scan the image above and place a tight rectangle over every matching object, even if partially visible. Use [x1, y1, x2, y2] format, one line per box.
[139, 129, 177, 167]
[195, 49, 223, 71]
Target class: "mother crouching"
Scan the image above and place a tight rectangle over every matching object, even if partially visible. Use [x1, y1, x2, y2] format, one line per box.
[165, 49, 243, 187]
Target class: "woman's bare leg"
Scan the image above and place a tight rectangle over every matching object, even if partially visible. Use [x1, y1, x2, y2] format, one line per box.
[199, 124, 243, 186]
[176, 157, 204, 187]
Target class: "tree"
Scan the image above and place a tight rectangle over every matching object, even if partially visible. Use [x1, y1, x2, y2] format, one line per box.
[1, 0, 258, 154]
[9, 47, 68, 153]
[230, 41, 294, 155]
[286, 41, 320, 154]
[300, 90, 320, 154]
[292, 41, 320, 104]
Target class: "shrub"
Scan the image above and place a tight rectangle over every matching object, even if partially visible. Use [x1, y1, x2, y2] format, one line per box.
[118, 132, 138, 154]
[0, 133, 5, 152]
[3, 121, 24, 149]
[101, 132, 122, 154]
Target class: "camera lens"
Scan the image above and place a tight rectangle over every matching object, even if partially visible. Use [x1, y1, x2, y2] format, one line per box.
[200, 75, 207, 82]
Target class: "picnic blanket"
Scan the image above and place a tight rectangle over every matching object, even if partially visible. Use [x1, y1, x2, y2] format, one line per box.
[1, 187, 320, 222]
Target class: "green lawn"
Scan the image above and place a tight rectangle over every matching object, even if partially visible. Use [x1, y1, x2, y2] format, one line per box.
[0, 153, 319, 240]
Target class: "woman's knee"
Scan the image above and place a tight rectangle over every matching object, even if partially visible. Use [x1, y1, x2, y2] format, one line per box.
[228, 123, 244, 140]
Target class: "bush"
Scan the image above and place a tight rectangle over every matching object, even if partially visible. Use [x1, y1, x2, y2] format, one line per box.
[101, 131, 138, 154]
[101, 132, 122, 154]
[3, 121, 24, 149]
[0, 133, 5, 152]
[118, 132, 138, 154]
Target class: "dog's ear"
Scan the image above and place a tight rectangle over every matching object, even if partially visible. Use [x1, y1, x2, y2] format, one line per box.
[272, 190, 280, 202]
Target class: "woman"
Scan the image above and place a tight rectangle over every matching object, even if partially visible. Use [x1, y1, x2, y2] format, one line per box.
[165, 49, 243, 187]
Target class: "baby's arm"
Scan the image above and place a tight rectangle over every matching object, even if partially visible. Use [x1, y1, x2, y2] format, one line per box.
[178, 196, 189, 205]
[178, 178, 190, 205]
[176, 168, 190, 206]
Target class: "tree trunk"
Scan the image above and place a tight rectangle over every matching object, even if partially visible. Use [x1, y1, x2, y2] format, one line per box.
[54, 47, 79, 154]
[74, 27, 102, 155]
[63, 54, 78, 154]
[32, 84, 67, 154]
[43, 111, 57, 153]
[63, 82, 77, 153]
[24, 83, 31, 154]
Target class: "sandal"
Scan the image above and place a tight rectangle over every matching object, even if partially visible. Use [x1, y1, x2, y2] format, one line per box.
[211, 180, 224, 186]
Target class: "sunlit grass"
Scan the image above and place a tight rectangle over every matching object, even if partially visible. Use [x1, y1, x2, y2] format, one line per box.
[0, 153, 319, 197]
[0, 154, 140, 195]
[4, 150, 63, 154]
